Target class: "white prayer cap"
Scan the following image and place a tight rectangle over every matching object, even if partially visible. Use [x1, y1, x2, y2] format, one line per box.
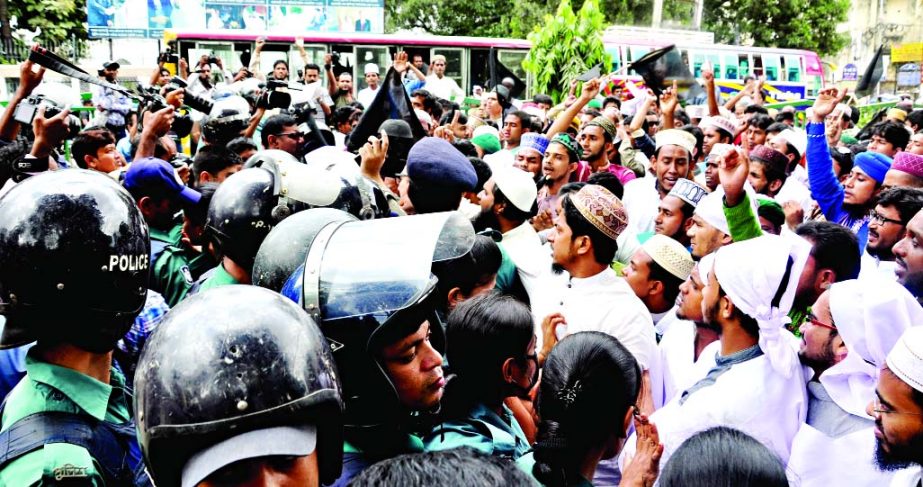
[693, 191, 730, 236]
[776, 129, 807, 157]
[698, 252, 716, 282]
[473, 125, 500, 139]
[483, 149, 514, 170]
[700, 116, 738, 138]
[642, 234, 694, 281]
[706, 143, 736, 162]
[364, 63, 379, 74]
[887, 326, 923, 394]
[655, 129, 696, 156]
[713, 234, 813, 377]
[490, 165, 537, 213]
[822, 277, 923, 416]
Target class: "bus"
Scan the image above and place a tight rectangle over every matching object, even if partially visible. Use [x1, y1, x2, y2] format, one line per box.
[164, 30, 824, 104]
[164, 31, 532, 98]
[604, 38, 825, 103]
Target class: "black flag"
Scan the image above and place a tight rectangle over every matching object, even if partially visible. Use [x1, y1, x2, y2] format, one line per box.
[489, 48, 526, 99]
[855, 45, 884, 98]
[346, 66, 426, 153]
[629, 44, 704, 103]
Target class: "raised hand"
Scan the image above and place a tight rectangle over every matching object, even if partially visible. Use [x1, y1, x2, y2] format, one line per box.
[18, 60, 45, 96]
[580, 78, 601, 102]
[659, 79, 679, 115]
[360, 133, 389, 184]
[718, 147, 750, 207]
[392, 51, 408, 74]
[811, 87, 847, 122]
[619, 413, 663, 487]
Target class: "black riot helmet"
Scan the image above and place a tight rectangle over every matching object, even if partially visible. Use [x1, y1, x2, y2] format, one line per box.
[0, 169, 149, 352]
[134, 285, 343, 487]
[379, 119, 414, 178]
[206, 150, 353, 271]
[252, 208, 357, 292]
[201, 96, 251, 147]
[282, 212, 475, 431]
[302, 146, 391, 219]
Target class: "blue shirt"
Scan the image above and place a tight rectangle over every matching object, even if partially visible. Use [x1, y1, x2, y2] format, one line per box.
[115, 290, 170, 386]
[92, 86, 133, 127]
[806, 121, 870, 249]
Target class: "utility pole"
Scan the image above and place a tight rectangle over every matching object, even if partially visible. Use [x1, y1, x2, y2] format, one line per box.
[652, 0, 663, 27]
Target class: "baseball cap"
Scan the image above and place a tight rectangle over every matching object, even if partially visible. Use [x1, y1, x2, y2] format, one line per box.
[124, 157, 201, 205]
[181, 425, 317, 487]
[102, 61, 120, 70]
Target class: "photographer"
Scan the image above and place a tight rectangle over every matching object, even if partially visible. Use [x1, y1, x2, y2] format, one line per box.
[93, 61, 132, 139]
[0, 104, 73, 197]
[326, 52, 355, 108]
[185, 56, 230, 101]
[296, 37, 333, 121]
[248, 37, 290, 82]
[0, 60, 45, 145]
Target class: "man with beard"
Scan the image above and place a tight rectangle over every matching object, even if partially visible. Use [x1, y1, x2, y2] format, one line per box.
[620, 234, 809, 470]
[892, 208, 923, 300]
[423, 55, 464, 102]
[658, 257, 720, 404]
[686, 190, 733, 259]
[884, 151, 923, 190]
[622, 129, 697, 235]
[654, 178, 707, 247]
[862, 188, 923, 280]
[540, 185, 656, 410]
[578, 116, 636, 184]
[747, 145, 790, 199]
[93, 61, 132, 139]
[476, 164, 551, 309]
[868, 326, 923, 485]
[535, 134, 581, 229]
[623, 235, 693, 335]
[787, 278, 923, 487]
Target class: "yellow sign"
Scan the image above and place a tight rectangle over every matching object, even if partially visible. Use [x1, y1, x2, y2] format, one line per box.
[892, 43, 923, 63]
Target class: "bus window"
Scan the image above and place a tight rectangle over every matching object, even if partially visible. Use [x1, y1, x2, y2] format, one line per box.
[738, 54, 750, 78]
[691, 52, 705, 78]
[629, 46, 650, 62]
[783, 55, 802, 82]
[608, 46, 622, 73]
[680, 49, 690, 72]
[432, 47, 466, 92]
[193, 42, 239, 80]
[498, 49, 528, 83]
[706, 53, 720, 77]
[355, 46, 390, 90]
[723, 54, 738, 79]
[762, 54, 781, 82]
[290, 44, 326, 81]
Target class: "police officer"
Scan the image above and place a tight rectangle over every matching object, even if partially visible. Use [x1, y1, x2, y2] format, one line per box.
[134, 285, 343, 487]
[0, 170, 151, 485]
[282, 212, 475, 486]
[196, 150, 362, 291]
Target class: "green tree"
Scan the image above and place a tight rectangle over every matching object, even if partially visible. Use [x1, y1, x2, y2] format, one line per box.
[3, 0, 86, 61]
[385, 0, 555, 38]
[522, 0, 611, 103]
[702, 0, 849, 56]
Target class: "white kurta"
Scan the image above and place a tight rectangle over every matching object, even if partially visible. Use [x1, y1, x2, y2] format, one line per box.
[548, 267, 657, 371]
[357, 86, 380, 109]
[500, 222, 561, 322]
[658, 319, 715, 404]
[891, 467, 922, 486]
[621, 176, 661, 236]
[423, 75, 464, 101]
[621, 349, 808, 470]
[859, 251, 899, 282]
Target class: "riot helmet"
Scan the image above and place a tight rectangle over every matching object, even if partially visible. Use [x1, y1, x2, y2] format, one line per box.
[253, 208, 357, 292]
[0, 170, 149, 352]
[282, 212, 475, 429]
[206, 150, 347, 271]
[134, 285, 343, 487]
[201, 95, 251, 147]
[303, 146, 390, 219]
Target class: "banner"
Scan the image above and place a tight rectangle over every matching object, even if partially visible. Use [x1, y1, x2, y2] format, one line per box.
[87, 0, 384, 39]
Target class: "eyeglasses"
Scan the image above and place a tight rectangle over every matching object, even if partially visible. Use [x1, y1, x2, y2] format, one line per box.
[871, 396, 923, 416]
[277, 132, 305, 140]
[869, 210, 903, 226]
[806, 315, 837, 332]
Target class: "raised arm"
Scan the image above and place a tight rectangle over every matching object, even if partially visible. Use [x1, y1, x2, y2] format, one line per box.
[546, 77, 601, 139]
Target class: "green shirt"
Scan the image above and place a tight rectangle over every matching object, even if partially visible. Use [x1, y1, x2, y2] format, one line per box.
[423, 404, 530, 460]
[722, 193, 763, 243]
[151, 244, 216, 307]
[197, 263, 240, 292]
[149, 223, 183, 246]
[0, 353, 133, 486]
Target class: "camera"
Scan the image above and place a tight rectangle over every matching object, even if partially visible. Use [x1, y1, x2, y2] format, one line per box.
[158, 40, 179, 66]
[288, 100, 317, 125]
[13, 95, 81, 138]
[207, 54, 220, 65]
[135, 86, 193, 139]
[256, 79, 292, 110]
[164, 76, 215, 114]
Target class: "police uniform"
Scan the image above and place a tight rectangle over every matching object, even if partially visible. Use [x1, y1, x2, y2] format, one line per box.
[0, 353, 136, 486]
[150, 243, 215, 306]
[336, 435, 424, 487]
[423, 403, 530, 460]
[196, 263, 241, 292]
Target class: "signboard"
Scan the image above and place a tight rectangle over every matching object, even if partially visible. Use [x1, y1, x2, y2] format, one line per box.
[88, 0, 384, 39]
[841, 63, 858, 81]
[892, 43, 923, 63]
[897, 63, 921, 87]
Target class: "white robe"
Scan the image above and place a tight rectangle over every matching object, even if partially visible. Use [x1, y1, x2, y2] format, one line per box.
[621, 175, 661, 236]
[859, 251, 899, 282]
[891, 467, 922, 486]
[621, 346, 808, 470]
[658, 319, 715, 405]
[544, 267, 657, 371]
[357, 86, 380, 109]
[500, 222, 562, 322]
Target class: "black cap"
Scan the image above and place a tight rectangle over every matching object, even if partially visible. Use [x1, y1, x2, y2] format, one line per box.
[102, 60, 120, 70]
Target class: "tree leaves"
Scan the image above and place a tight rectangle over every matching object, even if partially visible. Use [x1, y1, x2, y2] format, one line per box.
[523, 0, 611, 103]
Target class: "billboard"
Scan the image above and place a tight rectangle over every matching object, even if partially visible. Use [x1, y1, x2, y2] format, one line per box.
[87, 0, 384, 38]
